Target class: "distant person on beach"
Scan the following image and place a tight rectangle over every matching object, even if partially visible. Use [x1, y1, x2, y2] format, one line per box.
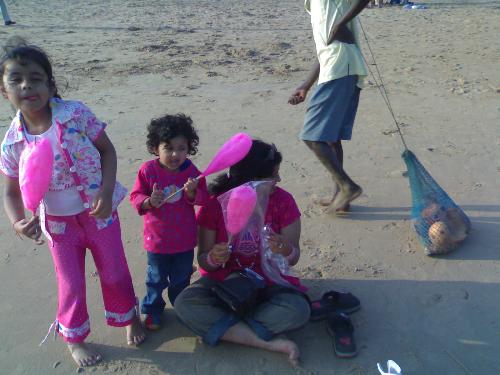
[129, 113, 208, 331]
[0, 39, 145, 367]
[369, 0, 384, 8]
[0, 0, 15, 26]
[288, 0, 370, 213]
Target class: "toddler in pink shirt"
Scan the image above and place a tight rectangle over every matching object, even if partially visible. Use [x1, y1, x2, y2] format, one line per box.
[130, 113, 208, 330]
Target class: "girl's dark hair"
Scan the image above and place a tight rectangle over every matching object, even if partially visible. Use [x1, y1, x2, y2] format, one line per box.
[1, 37, 61, 98]
[146, 113, 199, 155]
[209, 139, 282, 195]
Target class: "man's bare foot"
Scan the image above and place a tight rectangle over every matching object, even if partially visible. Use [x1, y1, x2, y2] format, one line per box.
[332, 185, 362, 211]
[126, 316, 146, 345]
[265, 338, 300, 366]
[67, 343, 102, 367]
[313, 195, 334, 206]
[313, 185, 339, 207]
[325, 203, 351, 215]
[314, 189, 351, 213]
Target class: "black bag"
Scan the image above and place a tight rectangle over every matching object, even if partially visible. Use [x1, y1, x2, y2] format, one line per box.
[212, 268, 266, 316]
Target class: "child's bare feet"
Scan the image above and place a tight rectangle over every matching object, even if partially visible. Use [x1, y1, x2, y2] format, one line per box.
[265, 338, 300, 366]
[67, 343, 102, 367]
[126, 315, 146, 345]
[332, 185, 362, 212]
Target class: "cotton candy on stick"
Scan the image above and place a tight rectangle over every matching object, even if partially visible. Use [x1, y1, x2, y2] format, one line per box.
[200, 132, 252, 178]
[223, 184, 257, 268]
[19, 138, 54, 215]
[162, 132, 252, 202]
[226, 185, 258, 235]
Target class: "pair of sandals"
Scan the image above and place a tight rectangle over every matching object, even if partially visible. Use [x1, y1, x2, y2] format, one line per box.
[309, 291, 360, 358]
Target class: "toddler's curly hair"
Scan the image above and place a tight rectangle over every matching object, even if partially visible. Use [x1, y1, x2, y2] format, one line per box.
[146, 113, 199, 155]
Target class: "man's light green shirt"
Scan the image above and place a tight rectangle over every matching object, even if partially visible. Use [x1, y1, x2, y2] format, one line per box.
[305, 0, 367, 88]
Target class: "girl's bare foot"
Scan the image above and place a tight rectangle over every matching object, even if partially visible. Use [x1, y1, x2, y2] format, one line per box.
[126, 315, 146, 345]
[265, 338, 300, 366]
[67, 343, 102, 367]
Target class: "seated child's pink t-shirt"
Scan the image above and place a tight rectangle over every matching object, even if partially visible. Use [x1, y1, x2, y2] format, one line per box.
[197, 186, 304, 289]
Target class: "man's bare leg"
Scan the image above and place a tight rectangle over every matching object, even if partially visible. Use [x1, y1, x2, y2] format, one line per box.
[305, 140, 361, 211]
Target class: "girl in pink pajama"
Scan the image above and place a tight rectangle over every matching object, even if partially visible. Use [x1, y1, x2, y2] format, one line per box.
[0, 40, 145, 367]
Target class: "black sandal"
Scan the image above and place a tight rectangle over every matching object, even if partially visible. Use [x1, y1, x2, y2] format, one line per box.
[310, 290, 361, 321]
[327, 312, 357, 358]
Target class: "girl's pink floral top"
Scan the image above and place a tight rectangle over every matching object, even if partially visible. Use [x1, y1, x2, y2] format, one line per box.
[197, 187, 305, 290]
[0, 98, 127, 232]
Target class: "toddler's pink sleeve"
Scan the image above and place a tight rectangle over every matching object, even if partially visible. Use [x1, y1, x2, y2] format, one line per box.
[184, 164, 209, 206]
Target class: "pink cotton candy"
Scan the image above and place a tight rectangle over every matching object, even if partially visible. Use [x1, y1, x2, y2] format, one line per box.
[19, 138, 54, 214]
[226, 185, 257, 235]
[201, 133, 252, 177]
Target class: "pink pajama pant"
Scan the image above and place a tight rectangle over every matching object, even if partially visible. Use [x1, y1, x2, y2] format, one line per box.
[46, 211, 136, 343]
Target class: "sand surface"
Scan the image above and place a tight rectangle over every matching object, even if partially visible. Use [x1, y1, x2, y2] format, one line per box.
[0, 1, 499, 374]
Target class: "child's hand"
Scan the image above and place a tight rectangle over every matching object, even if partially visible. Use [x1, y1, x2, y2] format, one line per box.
[183, 178, 199, 201]
[13, 216, 44, 244]
[90, 190, 113, 218]
[266, 232, 291, 256]
[208, 242, 231, 265]
[288, 88, 308, 105]
[149, 183, 165, 208]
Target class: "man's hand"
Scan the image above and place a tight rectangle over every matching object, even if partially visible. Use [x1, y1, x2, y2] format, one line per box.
[328, 24, 355, 45]
[288, 88, 308, 105]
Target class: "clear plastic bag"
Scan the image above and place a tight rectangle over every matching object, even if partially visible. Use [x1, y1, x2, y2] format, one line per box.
[218, 181, 297, 288]
[260, 225, 296, 288]
[218, 181, 272, 253]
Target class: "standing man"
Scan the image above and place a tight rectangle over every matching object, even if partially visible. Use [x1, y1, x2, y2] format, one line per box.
[289, 0, 370, 212]
[0, 0, 15, 26]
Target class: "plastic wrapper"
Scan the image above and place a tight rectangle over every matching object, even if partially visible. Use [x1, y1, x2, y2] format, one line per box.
[218, 180, 296, 288]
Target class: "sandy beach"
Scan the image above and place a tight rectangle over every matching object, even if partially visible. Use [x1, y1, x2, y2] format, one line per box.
[0, 0, 499, 374]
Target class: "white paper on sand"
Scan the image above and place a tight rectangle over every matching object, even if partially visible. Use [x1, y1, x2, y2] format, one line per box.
[377, 360, 402, 375]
